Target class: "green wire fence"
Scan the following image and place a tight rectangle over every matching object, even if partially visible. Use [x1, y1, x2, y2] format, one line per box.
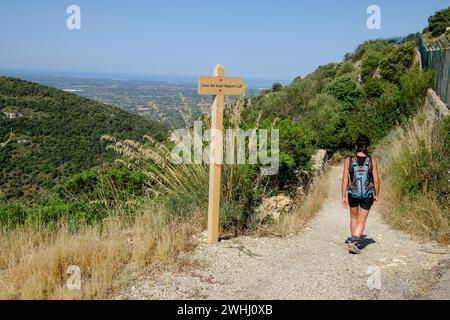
[418, 35, 450, 107]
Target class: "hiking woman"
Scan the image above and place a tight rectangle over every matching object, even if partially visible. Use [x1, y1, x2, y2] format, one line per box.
[341, 135, 380, 254]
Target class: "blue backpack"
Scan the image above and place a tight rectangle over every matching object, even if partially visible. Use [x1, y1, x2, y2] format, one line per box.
[348, 156, 374, 199]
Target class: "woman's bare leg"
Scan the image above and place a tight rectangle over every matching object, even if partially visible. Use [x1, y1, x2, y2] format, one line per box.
[350, 206, 359, 236]
[353, 207, 370, 237]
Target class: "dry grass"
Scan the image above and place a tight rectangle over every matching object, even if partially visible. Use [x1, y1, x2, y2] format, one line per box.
[131, 206, 205, 267]
[258, 167, 331, 236]
[0, 206, 204, 300]
[375, 113, 450, 241]
[0, 219, 128, 299]
[380, 189, 449, 240]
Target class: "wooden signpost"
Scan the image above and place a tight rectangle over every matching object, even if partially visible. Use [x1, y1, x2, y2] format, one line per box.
[198, 65, 246, 243]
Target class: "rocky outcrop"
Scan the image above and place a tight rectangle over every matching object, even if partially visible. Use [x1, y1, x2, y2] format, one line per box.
[255, 149, 327, 222]
[424, 88, 449, 120]
[255, 194, 294, 221]
[311, 149, 327, 177]
[192, 230, 208, 244]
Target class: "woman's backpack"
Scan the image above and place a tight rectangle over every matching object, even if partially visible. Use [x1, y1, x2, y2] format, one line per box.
[347, 156, 374, 199]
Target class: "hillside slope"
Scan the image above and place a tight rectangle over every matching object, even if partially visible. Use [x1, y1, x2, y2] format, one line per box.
[0, 77, 165, 200]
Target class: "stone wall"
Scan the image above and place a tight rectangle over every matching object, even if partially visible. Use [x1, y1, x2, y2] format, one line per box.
[424, 88, 450, 121]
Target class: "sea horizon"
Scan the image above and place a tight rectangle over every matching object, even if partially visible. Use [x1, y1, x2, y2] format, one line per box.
[0, 68, 291, 89]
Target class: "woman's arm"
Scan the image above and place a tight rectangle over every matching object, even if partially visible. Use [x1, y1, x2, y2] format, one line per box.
[341, 158, 349, 209]
[372, 156, 380, 202]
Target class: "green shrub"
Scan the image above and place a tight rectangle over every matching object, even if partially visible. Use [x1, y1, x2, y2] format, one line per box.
[25, 196, 70, 227]
[399, 67, 433, 118]
[427, 7, 450, 37]
[62, 165, 147, 201]
[0, 195, 108, 230]
[362, 78, 389, 99]
[272, 82, 283, 92]
[337, 79, 401, 148]
[335, 61, 355, 78]
[260, 118, 314, 190]
[379, 42, 415, 83]
[361, 52, 382, 81]
[0, 202, 26, 229]
[326, 76, 362, 109]
[351, 39, 392, 62]
[25, 196, 107, 228]
[306, 94, 343, 151]
[63, 169, 99, 196]
[221, 164, 261, 233]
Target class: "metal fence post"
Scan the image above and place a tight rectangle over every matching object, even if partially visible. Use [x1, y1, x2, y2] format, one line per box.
[419, 35, 450, 107]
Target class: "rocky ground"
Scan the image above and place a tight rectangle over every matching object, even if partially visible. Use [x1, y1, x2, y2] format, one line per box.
[116, 165, 450, 300]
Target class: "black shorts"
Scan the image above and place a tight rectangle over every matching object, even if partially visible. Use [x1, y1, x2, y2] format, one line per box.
[348, 194, 374, 210]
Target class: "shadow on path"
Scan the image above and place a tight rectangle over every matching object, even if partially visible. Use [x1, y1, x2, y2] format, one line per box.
[344, 235, 376, 249]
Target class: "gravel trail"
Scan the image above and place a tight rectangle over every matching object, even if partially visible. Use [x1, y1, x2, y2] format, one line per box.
[117, 165, 450, 300]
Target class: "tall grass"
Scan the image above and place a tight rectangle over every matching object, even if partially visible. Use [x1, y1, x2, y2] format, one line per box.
[0, 204, 203, 299]
[130, 204, 203, 267]
[102, 97, 266, 234]
[101, 133, 209, 217]
[0, 219, 128, 299]
[376, 113, 450, 241]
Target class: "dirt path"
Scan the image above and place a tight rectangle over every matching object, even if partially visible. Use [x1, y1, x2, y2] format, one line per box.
[117, 165, 450, 300]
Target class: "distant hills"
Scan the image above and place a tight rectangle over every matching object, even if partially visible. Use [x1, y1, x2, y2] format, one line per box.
[0, 77, 166, 200]
[0, 72, 277, 126]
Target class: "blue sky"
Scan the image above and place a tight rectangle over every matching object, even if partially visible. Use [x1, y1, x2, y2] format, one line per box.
[0, 0, 448, 82]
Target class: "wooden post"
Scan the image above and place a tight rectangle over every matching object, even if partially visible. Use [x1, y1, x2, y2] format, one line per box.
[198, 65, 246, 244]
[207, 64, 224, 243]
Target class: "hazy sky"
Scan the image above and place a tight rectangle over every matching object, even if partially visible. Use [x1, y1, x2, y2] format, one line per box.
[0, 0, 448, 82]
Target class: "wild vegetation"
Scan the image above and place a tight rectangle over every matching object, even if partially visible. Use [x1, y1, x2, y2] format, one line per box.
[0, 7, 448, 299]
[372, 7, 450, 242]
[423, 6, 450, 38]
[244, 39, 431, 155]
[0, 206, 202, 299]
[0, 77, 165, 200]
[376, 114, 449, 242]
